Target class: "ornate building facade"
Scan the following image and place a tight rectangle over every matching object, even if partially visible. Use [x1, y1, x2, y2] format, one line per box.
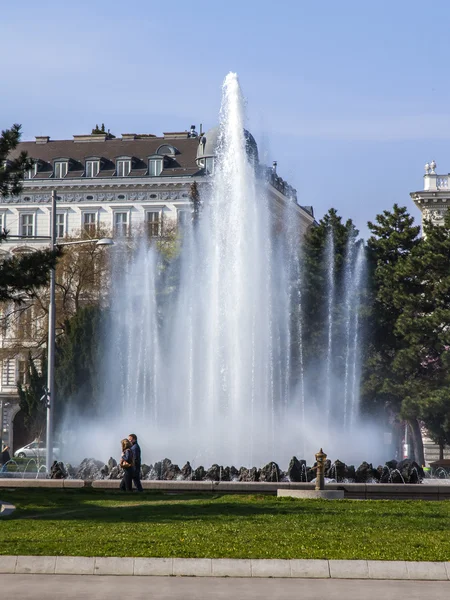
[410, 160, 450, 227]
[0, 126, 315, 451]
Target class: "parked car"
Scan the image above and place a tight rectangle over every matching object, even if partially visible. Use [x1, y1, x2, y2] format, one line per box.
[14, 441, 59, 460]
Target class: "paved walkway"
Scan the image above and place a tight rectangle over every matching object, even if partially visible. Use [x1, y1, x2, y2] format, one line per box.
[1, 575, 449, 599]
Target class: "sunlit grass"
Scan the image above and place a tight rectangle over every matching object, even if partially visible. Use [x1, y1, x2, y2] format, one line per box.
[1, 489, 449, 560]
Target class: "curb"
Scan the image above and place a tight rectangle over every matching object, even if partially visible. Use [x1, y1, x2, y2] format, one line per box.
[1, 479, 450, 500]
[1, 557, 450, 579]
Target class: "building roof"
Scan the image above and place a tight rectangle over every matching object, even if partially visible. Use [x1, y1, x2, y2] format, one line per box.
[8, 133, 203, 179]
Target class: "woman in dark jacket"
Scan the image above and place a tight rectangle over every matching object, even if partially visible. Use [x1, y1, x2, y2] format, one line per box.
[119, 438, 133, 491]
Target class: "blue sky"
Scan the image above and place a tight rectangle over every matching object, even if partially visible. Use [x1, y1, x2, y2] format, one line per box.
[2, 0, 449, 236]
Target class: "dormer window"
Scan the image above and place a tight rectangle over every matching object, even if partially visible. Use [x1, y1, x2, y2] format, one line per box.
[148, 156, 163, 177]
[25, 161, 39, 179]
[85, 159, 100, 178]
[156, 144, 177, 156]
[116, 158, 131, 177]
[54, 160, 68, 178]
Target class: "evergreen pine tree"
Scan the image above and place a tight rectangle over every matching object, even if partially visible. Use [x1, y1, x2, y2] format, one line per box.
[364, 204, 422, 459]
[394, 213, 450, 458]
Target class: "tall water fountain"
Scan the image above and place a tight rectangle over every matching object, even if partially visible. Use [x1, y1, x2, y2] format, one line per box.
[72, 73, 381, 467]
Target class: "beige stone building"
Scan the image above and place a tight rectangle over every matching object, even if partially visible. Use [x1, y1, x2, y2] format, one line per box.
[0, 126, 315, 451]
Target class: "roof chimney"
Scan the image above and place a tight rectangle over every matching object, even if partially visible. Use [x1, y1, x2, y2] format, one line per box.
[35, 136, 50, 144]
[189, 125, 198, 138]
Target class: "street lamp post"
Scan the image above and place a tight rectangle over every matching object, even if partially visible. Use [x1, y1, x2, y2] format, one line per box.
[45, 190, 57, 472]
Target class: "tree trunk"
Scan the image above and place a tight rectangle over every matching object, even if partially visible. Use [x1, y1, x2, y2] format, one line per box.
[439, 442, 444, 461]
[408, 418, 425, 466]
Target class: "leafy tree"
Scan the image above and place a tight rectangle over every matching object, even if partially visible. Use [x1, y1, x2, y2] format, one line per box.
[54, 306, 106, 424]
[17, 352, 47, 442]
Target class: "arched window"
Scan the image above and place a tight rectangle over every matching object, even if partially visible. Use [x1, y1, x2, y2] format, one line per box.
[156, 144, 177, 156]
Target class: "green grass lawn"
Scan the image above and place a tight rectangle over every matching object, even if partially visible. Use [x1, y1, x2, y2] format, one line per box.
[1, 489, 450, 561]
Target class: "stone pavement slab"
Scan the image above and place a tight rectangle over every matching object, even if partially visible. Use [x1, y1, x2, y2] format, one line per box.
[290, 559, 330, 578]
[368, 560, 408, 579]
[251, 559, 291, 577]
[55, 556, 95, 575]
[16, 555, 56, 574]
[94, 557, 134, 575]
[0, 556, 17, 574]
[173, 558, 212, 576]
[406, 561, 449, 580]
[134, 557, 173, 576]
[212, 558, 252, 577]
[329, 559, 369, 579]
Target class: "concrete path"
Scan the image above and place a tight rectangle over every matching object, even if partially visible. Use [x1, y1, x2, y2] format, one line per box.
[1, 575, 449, 600]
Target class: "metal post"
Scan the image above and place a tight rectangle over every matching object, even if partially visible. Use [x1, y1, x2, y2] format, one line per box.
[0, 399, 3, 450]
[45, 190, 57, 474]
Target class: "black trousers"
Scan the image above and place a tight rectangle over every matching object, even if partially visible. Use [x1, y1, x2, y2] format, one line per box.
[120, 467, 133, 491]
[132, 466, 143, 492]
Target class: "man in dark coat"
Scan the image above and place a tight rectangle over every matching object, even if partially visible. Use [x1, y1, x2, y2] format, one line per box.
[128, 433, 143, 492]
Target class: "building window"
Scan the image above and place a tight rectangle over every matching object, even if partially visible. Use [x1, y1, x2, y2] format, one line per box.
[116, 160, 131, 177]
[114, 212, 128, 236]
[146, 211, 160, 237]
[85, 160, 100, 178]
[1, 358, 15, 387]
[178, 211, 188, 228]
[149, 158, 163, 177]
[83, 212, 97, 235]
[16, 307, 33, 339]
[17, 359, 30, 386]
[54, 161, 68, 178]
[205, 157, 214, 174]
[20, 214, 34, 237]
[25, 162, 38, 179]
[56, 213, 65, 238]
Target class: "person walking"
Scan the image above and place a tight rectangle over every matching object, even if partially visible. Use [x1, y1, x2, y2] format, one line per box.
[1, 445, 11, 473]
[119, 438, 133, 491]
[128, 433, 143, 492]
